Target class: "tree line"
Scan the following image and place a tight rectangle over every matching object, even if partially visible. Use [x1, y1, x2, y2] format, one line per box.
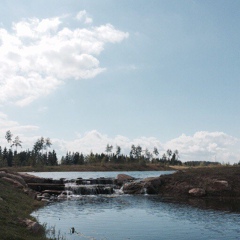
[0, 130, 223, 168]
[61, 144, 182, 166]
[0, 131, 57, 167]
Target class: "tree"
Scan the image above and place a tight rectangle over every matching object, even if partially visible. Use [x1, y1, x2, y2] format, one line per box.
[153, 147, 159, 158]
[116, 145, 121, 156]
[33, 137, 45, 153]
[5, 130, 13, 146]
[130, 145, 142, 160]
[7, 149, 13, 167]
[11, 136, 22, 152]
[105, 144, 113, 156]
[136, 145, 142, 159]
[174, 150, 179, 160]
[45, 137, 52, 153]
[144, 148, 152, 161]
[166, 149, 172, 161]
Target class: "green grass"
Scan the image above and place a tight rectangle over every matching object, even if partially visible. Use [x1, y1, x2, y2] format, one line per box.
[0, 179, 48, 240]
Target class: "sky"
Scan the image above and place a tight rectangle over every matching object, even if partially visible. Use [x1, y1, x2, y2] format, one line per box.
[0, 0, 239, 164]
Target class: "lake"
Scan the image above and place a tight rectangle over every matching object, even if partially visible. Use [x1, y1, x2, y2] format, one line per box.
[30, 171, 240, 240]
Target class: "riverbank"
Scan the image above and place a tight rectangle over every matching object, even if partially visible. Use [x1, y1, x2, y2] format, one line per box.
[0, 175, 48, 240]
[122, 166, 240, 199]
[6, 163, 172, 172]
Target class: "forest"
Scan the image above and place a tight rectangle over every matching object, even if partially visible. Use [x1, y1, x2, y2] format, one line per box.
[0, 130, 223, 168]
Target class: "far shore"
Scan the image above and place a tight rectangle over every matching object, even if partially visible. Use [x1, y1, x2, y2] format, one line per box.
[3, 163, 177, 172]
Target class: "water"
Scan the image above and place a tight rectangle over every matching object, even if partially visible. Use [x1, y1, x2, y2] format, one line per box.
[27, 170, 174, 180]
[31, 171, 240, 240]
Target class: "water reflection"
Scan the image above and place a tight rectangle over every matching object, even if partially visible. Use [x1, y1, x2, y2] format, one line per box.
[155, 196, 240, 213]
[33, 195, 240, 240]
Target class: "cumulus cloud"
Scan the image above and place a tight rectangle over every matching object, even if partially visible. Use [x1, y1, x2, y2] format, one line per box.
[165, 131, 240, 163]
[76, 10, 93, 24]
[59, 130, 163, 156]
[0, 12, 129, 106]
[1, 112, 239, 163]
[52, 130, 240, 164]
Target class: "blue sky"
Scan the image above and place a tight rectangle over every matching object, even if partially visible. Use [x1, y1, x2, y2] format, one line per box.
[0, 0, 239, 163]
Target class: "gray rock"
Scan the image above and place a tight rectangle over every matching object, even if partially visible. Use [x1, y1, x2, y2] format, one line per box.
[24, 219, 44, 233]
[188, 188, 206, 197]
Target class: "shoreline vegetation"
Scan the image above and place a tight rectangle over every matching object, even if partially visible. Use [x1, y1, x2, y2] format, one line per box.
[7, 163, 174, 172]
[1, 165, 240, 239]
[0, 176, 47, 240]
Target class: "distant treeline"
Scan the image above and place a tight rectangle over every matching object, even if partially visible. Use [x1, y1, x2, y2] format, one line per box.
[0, 130, 232, 168]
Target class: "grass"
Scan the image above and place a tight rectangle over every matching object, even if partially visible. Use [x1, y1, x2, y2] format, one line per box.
[0, 179, 48, 240]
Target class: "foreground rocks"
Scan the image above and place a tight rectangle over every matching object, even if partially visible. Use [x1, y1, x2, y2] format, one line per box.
[20, 218, 45, 234]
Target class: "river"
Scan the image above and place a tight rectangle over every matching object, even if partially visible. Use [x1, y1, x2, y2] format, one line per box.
[30, 171, 240, 240]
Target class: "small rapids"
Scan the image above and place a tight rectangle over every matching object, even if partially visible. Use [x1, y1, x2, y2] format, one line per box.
[58, 177, 125, 199]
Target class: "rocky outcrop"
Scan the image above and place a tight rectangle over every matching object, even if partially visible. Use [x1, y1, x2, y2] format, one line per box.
[122, 167, 240, 198]
[0, 171, 27, 187]
[17, 172, 46, 184]
[1, 177, 25, 189]
[116, 174, 135, 185]
[122, 177, 162, 194]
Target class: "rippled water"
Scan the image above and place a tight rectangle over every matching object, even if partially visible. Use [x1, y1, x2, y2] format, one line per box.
[28, 170, 174, 179]
[31, 172, 240, 240]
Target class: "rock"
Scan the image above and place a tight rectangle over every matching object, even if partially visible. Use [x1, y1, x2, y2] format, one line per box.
[42, 190, 62, 195]
[144, 177, 162, 194]
[42, 193, 50, 199]
[116, 174, 135, 185]
[0, 172, 27, 187]
[213, 180, 229, 190]
[22, 219, 44, 234]
[0, 197, 3, 201]
[27, 183, 65, 192]
[17, 173, 45, 184]
[122, 177, 162, 194]
[2, 177, 25, 189]
[206, 179, 230, 196]
[23, 188, 38, 199]
[188, 188, 206, 197]
[122, 181, 144, 194]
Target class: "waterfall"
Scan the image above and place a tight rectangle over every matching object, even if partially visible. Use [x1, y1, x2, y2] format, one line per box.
[60, 177, 118, 197]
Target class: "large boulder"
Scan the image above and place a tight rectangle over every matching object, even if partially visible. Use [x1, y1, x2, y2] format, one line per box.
[17, 173, 46, 184]
[116, 174, 135, 185]
[122, 181, 144, 194]
[206, 179, 230, 196]
[122, 177, 162, 194]
[2, 177, 25, 189]
[144, 177, 162, 194]
[1, 172, 27, 187]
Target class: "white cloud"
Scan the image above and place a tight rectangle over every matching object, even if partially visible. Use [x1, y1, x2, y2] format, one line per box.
[165, 131, 240, 163]
[1, 112, 239, 163]
[51, 130, 240, 164]
[76, 10, 93, 24]
[0, 12, 129, 106]
[59, 130, 163, 157]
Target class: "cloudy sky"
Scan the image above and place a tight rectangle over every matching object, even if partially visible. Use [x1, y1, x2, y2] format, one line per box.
[0, 0, 239, 163]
